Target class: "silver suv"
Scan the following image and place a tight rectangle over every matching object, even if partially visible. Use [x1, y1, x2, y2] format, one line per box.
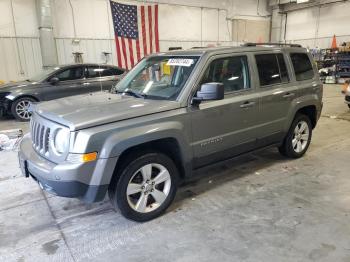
[19, 44, 323, 221]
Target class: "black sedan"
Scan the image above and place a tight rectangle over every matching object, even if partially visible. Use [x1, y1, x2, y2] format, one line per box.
[0, 63, 125, 121]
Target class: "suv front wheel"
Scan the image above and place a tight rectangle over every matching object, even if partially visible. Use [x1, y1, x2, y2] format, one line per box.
[279, 114, 312, 158]
[109, 152, 178, 222]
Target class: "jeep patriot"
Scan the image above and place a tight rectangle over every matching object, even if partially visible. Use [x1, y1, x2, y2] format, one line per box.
[19, 44, 323, 221]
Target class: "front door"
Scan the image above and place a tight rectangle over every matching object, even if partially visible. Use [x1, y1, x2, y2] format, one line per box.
[190, 54, 260, 168]
[42, 66, 85, 100]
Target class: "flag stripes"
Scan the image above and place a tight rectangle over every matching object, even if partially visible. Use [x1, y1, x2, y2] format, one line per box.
[110, 1, 159, 70]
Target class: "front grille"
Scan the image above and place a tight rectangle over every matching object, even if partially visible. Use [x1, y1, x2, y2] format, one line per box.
[30, 118, 51, 156]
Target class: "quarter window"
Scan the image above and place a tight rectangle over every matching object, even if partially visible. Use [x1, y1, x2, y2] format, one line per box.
[290, 53, 314, 81]
[200, 56, 250, 93]
[255, 54, 289, 86]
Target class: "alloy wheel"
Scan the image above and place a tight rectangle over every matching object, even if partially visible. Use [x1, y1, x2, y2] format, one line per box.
[15, 100, 32, 120]
[126, 163, 171, 213]
[292, 120, 310, 153]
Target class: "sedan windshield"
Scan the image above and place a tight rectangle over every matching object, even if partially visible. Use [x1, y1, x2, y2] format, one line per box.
[114, 56, 199, 100]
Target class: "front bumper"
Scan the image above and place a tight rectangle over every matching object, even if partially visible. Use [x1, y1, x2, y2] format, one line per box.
[0, 99, 10, 116]
[18, 134, 117, 203]
[345, 95, 350, 105]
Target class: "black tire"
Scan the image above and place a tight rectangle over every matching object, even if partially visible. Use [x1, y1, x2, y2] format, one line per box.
[278, 114, 312, 158]
[108, 151, 178, 222]
[347, 104, 350, 109]
[11, 97, 36, 121]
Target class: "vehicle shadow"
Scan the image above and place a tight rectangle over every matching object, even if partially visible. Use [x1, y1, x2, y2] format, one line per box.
[52, 146, 293, 223]
[169, 146, 293, 212]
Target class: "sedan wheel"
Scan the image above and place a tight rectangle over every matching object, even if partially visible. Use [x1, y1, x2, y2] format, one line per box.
[11, 97, 36, 121]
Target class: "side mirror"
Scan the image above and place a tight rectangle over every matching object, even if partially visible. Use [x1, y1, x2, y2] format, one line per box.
[49, 77, 59, 85]
[192, 82, 224, 104]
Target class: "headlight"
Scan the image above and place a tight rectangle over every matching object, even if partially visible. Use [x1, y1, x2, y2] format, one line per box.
[5, 94, 15, 100]
[0, 92, 11, 100]
[53, 128, 70, 154]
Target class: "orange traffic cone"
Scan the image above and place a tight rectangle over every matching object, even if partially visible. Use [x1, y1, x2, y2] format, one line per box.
[331, 35, 337, 49]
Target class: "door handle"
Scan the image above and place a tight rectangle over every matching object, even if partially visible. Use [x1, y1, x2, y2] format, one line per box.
[240, 101, 256, 108]
[82, 82, 91, 86]
[282, 92, 295, 98]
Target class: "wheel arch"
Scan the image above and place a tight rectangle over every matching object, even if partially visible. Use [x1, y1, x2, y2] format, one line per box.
[285, 99, 319, 132]
[112, 137, 187, 181]
[12, 94, 40, 103]
[296, 105, 317, 128]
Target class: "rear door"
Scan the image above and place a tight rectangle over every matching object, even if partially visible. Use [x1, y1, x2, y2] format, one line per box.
[289, 52, 321, 107]
[190, 53, 260, 168]
[253, 52, 298, 145]
[42, 66, 85, 100]
[83, 66, 124, 92]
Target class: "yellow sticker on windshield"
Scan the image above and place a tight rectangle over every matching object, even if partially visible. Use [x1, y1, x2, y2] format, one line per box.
[163, 63, 171, 75]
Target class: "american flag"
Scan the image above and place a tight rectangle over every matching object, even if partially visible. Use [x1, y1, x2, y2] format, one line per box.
[110, 1, 160, 70]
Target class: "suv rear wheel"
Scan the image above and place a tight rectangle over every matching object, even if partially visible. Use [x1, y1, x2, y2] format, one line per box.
[109, 152, 178, 222]
[279, 114, 312, 158]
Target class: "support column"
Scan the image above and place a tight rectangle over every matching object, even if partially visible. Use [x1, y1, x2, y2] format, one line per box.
[36, 0, 58, 67]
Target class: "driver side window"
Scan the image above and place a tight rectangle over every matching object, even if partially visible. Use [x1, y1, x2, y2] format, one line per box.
[200, 56, 250, 94]
[54, 67, 84, 81]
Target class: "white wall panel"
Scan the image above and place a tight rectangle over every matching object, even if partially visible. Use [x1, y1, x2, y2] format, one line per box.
[0, 0, 38, 37]
[52, 0, 75, 38]
[318, 3, 350, 38]
[12, 0, 38, 37]
[0, 0, 14, 37]
[202, 9, 219, 42]
[219, 10, 231, 42]
[0, 37, 42, 82]
[158, 5, 201, 41]
[285, 7, 318, 41]
[284, 1, 350, 48]
[55, 38, 116, 65]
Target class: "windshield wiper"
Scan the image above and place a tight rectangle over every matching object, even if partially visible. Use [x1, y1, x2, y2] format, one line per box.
[116, 89, 146, 98]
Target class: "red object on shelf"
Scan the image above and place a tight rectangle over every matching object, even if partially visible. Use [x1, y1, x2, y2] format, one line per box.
[331, 35, 337, 49]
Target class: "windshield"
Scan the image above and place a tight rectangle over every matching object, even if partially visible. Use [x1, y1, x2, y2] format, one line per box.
[114, 56, 199, 100]
[29, 67, 60, 82]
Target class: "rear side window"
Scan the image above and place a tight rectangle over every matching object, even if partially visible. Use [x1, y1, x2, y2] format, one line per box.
[200, 56, 250, 93]
[86, 67, 101, 78]
[101, 67, 124, 77]
[86, 66, 125, 78]
[290, 53, 314, 81]
[255, 54, 289, 86]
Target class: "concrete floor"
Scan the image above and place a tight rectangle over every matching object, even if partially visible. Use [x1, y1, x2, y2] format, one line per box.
[1, 85, 350, 262]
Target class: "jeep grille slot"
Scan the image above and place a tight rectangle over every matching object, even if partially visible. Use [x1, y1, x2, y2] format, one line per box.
[30, 119, 51, 156]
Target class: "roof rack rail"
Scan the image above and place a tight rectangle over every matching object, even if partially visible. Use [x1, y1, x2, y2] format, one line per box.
[243, 42, 302, 48]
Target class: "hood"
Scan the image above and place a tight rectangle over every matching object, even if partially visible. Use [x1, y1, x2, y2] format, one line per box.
[35, 92, 181, 130]
[0, 81, 39, 93]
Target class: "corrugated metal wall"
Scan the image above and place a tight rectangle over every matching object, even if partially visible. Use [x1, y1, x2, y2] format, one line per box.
[0, 0, 270, 83]
[0, 37, 42, 82]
